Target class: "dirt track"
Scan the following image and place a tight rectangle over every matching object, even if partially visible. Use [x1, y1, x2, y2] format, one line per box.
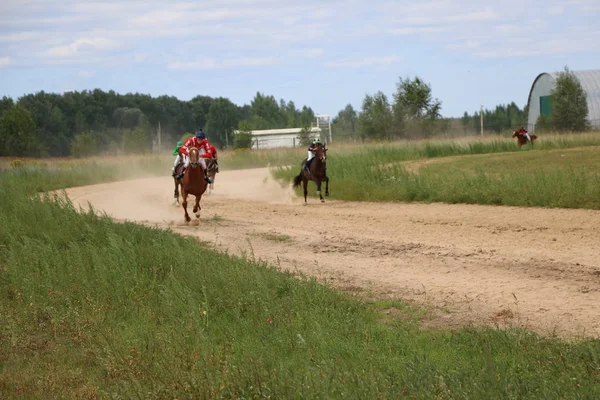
[63, 168, 600, 339]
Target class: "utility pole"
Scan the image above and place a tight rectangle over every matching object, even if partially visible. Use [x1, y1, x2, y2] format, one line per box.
[480, 105, 483, 136]
[158, 122, 162, 152]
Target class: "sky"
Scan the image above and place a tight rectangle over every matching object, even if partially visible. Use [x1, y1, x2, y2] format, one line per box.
[1, 0, 599, 118]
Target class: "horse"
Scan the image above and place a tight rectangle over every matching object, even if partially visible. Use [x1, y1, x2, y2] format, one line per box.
[177, 147, 208, 222]
[205, 158, 218, 194]
[173, 163, 184, 205]
[292, 143, 329, 203]
[512, 131, 538, 148]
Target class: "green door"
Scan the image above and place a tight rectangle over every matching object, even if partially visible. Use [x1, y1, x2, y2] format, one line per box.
[540, 95, 553, 117]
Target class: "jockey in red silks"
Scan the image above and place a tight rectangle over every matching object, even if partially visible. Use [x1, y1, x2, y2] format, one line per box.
[176, 129, 214, 183]
[518, 126, 531, 142]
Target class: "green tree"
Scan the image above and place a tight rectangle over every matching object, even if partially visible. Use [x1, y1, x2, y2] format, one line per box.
[393, 76, 442, 137]
[0, 96, 14, 117]
[250, 92, 286, 128]
[233, 121, 255, 149]
[332, 104, 358, 139]
[298, 124, 314, 146]
[0, 105, 45, 157]
[71, 132, 99, 158]
[550, 66, 590, 132]
[535, 114, 553, 133]
[358, 91, 393, 141]
[122, 129, 149, 154]
[204, 97, 240, 148]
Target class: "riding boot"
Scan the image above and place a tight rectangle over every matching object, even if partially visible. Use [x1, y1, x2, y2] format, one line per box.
[215, 160, 219, 173]
[176, 167, 185, 180]
[204, 170, 212, 183]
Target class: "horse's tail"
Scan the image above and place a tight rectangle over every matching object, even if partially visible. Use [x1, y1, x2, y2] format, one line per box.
[292, 172, 303, 188]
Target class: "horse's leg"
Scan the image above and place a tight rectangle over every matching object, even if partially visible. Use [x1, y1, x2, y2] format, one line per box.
[302, 177, 308, 203]
[316, 179, 324, 203]
[182, 192, 191, 222]
[174, 179, 180, 206]
[325, 175, 329, 197]
[193, 196, 201, 219]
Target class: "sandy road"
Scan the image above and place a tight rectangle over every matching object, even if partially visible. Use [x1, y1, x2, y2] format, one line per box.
[63, 167, 600, 338]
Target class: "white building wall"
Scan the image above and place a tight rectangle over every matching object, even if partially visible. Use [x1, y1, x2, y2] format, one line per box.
[527, 73, 555, 131]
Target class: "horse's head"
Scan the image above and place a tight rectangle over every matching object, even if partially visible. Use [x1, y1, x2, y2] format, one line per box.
[188, 147, 200, 166]
[315, 143, 327, 163]
[512, 131, 519, 138]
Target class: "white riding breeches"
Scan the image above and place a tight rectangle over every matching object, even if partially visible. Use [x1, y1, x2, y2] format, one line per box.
[173, 154, 182, 168]
[183, 155, 207, 170]
[307, 150, 314, 161]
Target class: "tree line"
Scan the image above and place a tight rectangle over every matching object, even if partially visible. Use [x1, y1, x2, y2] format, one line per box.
[0, 89, 316, 157]
[330, 66, 591, 141]
[0, 67, 591, 158]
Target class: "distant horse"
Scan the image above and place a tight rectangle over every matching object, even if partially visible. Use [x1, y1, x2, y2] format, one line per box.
[512, 131, 538, 148]
[292, 143, 329, 203]
[178, 147, 208, 222]
[205, 158, 218, 194]
[173, 163, 184, 205]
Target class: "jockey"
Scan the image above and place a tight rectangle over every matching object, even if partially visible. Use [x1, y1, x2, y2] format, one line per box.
[305, 137, 322, 172]
[209, 144, 219, 173]
[176, 129, 214, 183]
[519, 126, 531, 142]
[171, 140, 184, 177]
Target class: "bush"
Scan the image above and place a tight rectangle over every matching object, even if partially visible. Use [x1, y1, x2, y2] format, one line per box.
[71, 132, 99, 158]
[233, 122, 255, 149]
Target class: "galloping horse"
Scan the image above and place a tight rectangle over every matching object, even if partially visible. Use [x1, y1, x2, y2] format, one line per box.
[205, 158, 218, 194]
[512, 131, 538, 148]
[177, 147, 208, 222]
[292, 143, 329, 203]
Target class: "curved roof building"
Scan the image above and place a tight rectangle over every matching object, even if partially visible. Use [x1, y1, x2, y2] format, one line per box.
[527, 69, 600, 131]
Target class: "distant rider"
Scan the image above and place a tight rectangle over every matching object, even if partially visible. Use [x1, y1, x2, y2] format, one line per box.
[171, 140, 184, 177]
[209, 144, 219, 173]
[176, 129, 214, 183]
[518, 126, 531, 142]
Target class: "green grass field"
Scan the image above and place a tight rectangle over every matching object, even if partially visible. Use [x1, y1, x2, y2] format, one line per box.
[3, 133, 600, 398]
[273, 134, 600, 210]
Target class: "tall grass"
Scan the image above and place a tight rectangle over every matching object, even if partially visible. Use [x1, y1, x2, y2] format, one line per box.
[273, 136, 600, 209]
[2, 159, 600, 398]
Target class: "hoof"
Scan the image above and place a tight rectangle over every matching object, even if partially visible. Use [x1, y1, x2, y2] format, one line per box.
[320, 199, 325, 203]
[195, 213, 200, 219]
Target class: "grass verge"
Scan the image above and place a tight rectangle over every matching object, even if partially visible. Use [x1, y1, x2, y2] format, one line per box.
[273, 142, 600, 210]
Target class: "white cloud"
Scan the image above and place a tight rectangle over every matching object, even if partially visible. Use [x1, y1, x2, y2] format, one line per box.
[389, 26, 448, 35]
[78, 70, 95, 78]
[0, 57, 11, 67]
[45, 38, 117, 57]
[548, 5, 565, 15]
[0, 0, 599, 68]
[167, 56, 279, 70]
[0, 31, 40, 43]
[323, 56, 402, 68]
[288, 48, 324, 58]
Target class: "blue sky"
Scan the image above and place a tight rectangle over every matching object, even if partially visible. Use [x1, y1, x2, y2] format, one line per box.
[1, 0, 599, 118]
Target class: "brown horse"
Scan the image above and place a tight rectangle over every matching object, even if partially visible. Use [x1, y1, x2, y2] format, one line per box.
[205, 158, 218, 194]
[178, 147, 208, 222]
[512, 131, 538, 148]
[292, 143, 329, 203]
